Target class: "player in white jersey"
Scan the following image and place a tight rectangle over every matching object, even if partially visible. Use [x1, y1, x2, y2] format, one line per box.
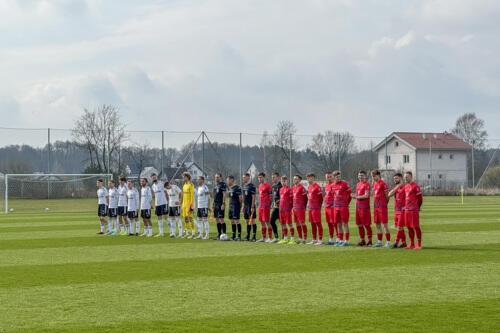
[126, 179, 140, 236]
[106, 180, 120, 235]
[96, 179, 109, 234]
[165, 181, 183, 238]
[117, 176, 129, 235]
[151, 173, 169, 237]
[194, 176, 210, 239]
[140, 178, 153, 237]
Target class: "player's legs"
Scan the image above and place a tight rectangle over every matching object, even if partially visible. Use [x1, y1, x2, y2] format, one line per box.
[270, 208, 280, 241]
[355, 210, 365, 246]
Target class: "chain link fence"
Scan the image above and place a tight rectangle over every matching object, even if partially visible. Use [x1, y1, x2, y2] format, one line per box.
[1, 127, 499, 196]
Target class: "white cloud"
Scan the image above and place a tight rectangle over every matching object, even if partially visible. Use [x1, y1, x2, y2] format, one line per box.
[0, 0, 499, 138]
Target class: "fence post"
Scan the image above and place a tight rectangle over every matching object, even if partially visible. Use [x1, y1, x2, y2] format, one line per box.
[5, 175, 8, 214]
[384, 136, 388, 171]
[289, 133, 292, 181]
[471, 141, 475, 188]
[161, 131, 165, 177]
[202, 131, 205, 177]
[239, 133, 242, 181]
[47, 128, 51, 173]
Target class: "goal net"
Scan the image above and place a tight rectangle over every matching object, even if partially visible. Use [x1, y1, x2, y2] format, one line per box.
[1, 174, 112, 214]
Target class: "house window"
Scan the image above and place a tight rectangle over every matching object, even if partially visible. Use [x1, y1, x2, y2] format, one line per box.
[385, 155, 391, 164]
[438, 154, 443, 159]
[403, 155, 410, 163]
[450, 154, 454, 159]
[394, 141, 399, 147]
[439, 174, 443, 179]
[427, 174, 431, 179]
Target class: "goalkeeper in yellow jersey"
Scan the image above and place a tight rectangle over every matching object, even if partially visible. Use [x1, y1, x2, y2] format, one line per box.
[182, 172, 196, 238]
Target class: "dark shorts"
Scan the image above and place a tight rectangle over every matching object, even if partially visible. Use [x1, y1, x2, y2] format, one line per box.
[141, 209, 151, 219]
[118, 206, 127, 216]
[270, 208, 279, 223]
[108, 208, 118, 218]
[155, 204, 168, 216]
[127, 210, 138, 219]
[197, 208, 209, 218]
[98, 204, 108, 217]
[169, 206, 180, 217]
[213, 203, 225, 219]
[229, 205, 241, 220]
[243, 205, 256, 220]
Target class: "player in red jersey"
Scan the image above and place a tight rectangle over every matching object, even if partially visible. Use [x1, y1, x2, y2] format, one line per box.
[388, 173, 407, 248]
[307, 173, 323, 245]
[352, 170, 373, 247]
[332, 170, 352, 246]
[278, 175, 295, 244]
[371, 170, 391, 248]
[324, 172, 337, 245]
[292, 175, 308, 244]
[403, 171, 423, 250]
[257, 172, 273, 242]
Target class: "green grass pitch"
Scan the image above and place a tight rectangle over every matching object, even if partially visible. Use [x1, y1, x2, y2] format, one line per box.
[0, 196, 499, 332]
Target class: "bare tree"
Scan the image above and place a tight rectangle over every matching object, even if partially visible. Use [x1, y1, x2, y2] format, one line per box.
[72, 105, 127, 172]
[310, 131, 356, 173]
[123, 143, 155, 175]
[271, 120, 299, 175]
[451, 113, 488, 149]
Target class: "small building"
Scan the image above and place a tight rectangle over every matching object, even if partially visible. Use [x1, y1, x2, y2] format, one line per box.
[373, 132, 471, 188]
[245, 162, 259, 180]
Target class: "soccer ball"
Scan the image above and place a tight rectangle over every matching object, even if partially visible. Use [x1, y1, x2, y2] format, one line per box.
[45, 208, 50, 212]
[9, 208, 14, 212]
[220, 233, 228, 241]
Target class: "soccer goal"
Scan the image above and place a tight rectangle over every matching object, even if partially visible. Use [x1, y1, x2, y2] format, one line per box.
[1, 173, 112, 214]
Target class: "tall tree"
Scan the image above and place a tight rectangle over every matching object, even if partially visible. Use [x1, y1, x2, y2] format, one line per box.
[451, 113, 488, 149]
[310, 131, 355, 173]
[72, 105, 127, 172]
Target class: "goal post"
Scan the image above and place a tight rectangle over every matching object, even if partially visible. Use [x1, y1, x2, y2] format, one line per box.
[2, 173, 112, 214]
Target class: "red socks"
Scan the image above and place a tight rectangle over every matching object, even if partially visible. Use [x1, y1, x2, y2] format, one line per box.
[283, 227, 288, 237]
[358, 226, 365, 241]
[377, 233, 383, 241]
[317, 223, 323, 240]
[311, 223, 317, 240]
[408, 228, 415, 246]
[339, 232, 344, 241]
[328, 223, 335, 238]
[267, 227, 273, 239]
[345, 232, 349, 241]
[302, 225, 307, 239]
[385, 233, 390, 242]
[290, 227, 295, 237]
[297, 225, 303, 239]
[415, 227, 422, 246]
[365, 226, 373, 242]
[261, 227, 266, 238]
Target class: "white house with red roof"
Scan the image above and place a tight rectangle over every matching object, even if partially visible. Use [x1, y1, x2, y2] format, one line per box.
[373, 132, 472, 188]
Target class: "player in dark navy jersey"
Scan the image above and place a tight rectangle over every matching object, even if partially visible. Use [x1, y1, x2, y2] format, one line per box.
[242, 173, 257, 241]
[213, 173, 227, 240]
[270, 172, 282, 242]
[227, 175, 242, 240]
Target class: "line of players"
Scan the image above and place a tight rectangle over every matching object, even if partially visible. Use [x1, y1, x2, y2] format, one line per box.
[96, 169, 423, 249]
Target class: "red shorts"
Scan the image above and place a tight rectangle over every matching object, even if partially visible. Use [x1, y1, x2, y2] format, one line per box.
[334, 207, 349, 223]
[293, 209, 306, 223]
[355, 209, 371, 226]
[308, 209, 322, 223]
[325, 207, 335, 223]
[405, 210, 420, 228]
[394, 212, 405, 227]
[279, 211, 292, 224]
[374, 208, 388, 224]
[258, 207, 270, 222]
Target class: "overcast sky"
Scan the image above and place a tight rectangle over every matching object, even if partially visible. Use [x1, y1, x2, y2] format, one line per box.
[1, 0, 499, 141]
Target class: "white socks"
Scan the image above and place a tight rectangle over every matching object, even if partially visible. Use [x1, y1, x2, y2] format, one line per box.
[158, 218, 164, 234]
[136, 221, 141, 234]
[100, 224, 105, 232]
[169, 218, 176, 236]
[204, 220, 209, 237]
[177, 217, 183, 236]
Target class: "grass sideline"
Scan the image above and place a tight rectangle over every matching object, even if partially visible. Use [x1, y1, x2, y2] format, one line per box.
[0, 196, 499, 332]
